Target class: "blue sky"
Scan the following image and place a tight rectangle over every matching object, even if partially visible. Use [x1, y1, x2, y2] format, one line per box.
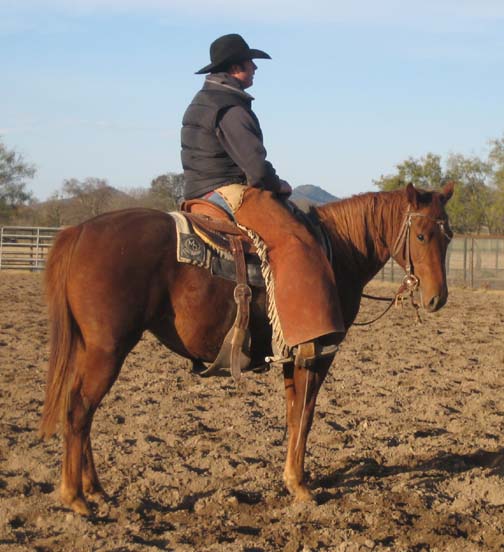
[1, 0, 503, 201]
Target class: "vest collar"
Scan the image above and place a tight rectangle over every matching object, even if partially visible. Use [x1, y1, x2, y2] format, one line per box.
[204, 73, 255, 102]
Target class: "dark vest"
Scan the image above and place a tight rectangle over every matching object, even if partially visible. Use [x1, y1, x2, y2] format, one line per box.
[181, 81, 256, 199]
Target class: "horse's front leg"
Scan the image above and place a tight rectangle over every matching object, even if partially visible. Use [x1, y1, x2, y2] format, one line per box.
[282, 357, 331, 502]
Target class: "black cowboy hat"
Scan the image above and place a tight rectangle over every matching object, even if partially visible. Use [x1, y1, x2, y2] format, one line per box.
[195, 33, 271, 75]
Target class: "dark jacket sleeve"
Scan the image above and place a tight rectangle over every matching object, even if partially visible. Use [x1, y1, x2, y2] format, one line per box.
[216, 106, 281, 192]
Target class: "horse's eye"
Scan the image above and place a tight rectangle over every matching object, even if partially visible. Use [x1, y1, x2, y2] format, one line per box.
[417, 234, 425, 242]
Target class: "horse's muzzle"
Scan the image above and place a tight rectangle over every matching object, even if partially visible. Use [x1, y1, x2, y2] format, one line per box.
[425, 294, 447, 313]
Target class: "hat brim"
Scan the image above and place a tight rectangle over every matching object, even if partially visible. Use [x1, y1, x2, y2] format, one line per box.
[195, 49, 271, 75]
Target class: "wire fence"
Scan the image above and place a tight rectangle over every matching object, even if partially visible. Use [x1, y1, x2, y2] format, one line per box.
[379, 235, 504, 290]
[1, 226, 504, 290]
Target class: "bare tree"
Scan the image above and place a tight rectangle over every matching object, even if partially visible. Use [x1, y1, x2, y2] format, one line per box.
[149, 173, 185, 210]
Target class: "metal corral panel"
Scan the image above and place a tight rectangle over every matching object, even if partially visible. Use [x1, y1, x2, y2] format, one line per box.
[2, 226, 504, 289]
[0, 226, 60, 271]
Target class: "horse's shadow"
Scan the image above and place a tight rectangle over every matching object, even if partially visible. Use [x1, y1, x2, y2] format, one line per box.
[313, 447, 504, 505]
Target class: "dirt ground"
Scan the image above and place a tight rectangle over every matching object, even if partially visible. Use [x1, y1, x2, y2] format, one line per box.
[1, 272, 504, 552]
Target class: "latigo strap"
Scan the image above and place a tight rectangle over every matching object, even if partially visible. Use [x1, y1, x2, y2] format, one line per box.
[200, 235, 252, 382]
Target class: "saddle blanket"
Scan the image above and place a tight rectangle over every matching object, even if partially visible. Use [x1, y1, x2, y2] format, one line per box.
[169, 211, 264, 288]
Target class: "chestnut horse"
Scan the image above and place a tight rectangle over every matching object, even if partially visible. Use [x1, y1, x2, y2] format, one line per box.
[41, 182, 453, 515]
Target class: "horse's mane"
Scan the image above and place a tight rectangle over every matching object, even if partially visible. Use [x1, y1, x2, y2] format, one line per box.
[314, 189, 408, 272]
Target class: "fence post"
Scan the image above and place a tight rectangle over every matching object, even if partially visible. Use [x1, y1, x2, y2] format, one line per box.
[35, 227, 41, 270]
[470, 237, 475, 289]
[496, 238, 499, 272]
[462, 237, 467, 285]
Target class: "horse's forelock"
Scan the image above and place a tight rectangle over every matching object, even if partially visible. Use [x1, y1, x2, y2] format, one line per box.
[419, 189, 450, 219]
[417, 190, 434, 205]
[403, 185, 450, 219]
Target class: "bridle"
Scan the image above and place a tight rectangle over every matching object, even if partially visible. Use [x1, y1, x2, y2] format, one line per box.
[355, 207, 452, 326]
[392, 207, 452, 291]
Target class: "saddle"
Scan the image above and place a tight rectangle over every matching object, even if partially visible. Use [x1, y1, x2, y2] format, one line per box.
[181, 198, 255, 248]
[177, 198, 331, 280]
[172, 198, 332, 382]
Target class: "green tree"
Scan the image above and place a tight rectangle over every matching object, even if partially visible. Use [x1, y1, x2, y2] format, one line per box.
[373, 150, 498, 234]
[0, 139, 35, 221]
[373, 153, 444, 191]
[489, 135, 504, 185]
[445, 154, 492, 233]
[487, 136, 504, 234]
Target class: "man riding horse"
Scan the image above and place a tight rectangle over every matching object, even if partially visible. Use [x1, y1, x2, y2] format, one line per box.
[181, 33, 345, 366]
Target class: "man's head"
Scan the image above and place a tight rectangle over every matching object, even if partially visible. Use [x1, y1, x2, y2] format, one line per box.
[195, 34, 270, 79]
[224, 60, 257, 89]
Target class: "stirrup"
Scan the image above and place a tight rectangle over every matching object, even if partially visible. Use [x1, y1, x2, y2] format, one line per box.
[265, 340, 339, 369]
[294, 340, 339, 369]
[264, 353, 294, 368]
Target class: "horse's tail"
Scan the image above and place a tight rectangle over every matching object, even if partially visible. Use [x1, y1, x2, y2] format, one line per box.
[40, 225, 82, 439]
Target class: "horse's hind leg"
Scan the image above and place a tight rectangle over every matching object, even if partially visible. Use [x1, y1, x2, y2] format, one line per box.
[82, 433, 102, 499]
[282, 358, 331, 502]
[61, 344, 124, 515]
[60, 377, 93, 515]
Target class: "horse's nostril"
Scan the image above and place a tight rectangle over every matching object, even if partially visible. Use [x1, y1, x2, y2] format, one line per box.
[428, 295, 440, 311]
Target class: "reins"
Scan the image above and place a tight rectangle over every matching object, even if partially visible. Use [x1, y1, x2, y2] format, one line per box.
[354, 279, 422, 326]
[354, 208, 451, 327]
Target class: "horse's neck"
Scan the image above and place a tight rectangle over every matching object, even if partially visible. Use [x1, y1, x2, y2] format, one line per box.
[370, 191, 409, 265]
[317, 191, 406, 286]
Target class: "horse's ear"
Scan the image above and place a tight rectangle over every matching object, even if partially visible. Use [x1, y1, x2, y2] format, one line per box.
[441, 180, 455, 204]
[405, 182, 419, 208]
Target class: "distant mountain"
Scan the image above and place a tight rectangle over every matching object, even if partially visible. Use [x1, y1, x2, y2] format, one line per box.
[21, 182, 338, 226]
[291, 185, 339, 211]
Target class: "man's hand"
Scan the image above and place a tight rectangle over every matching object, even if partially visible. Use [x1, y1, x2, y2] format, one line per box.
[277, 179, 292, 197]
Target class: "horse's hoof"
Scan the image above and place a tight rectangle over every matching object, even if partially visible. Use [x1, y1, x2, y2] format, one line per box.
[86, 490, 108, 504]
[284, 476, 316, 504]
[294, 487, 316, 504]
[61, 490, 92, 516]
[84, 484, 108, 503]
[69, 497, 91, 516]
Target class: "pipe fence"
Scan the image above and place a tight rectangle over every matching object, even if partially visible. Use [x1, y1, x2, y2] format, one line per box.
[0, 226, 60, 271]
[1, 226, 504, 289]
